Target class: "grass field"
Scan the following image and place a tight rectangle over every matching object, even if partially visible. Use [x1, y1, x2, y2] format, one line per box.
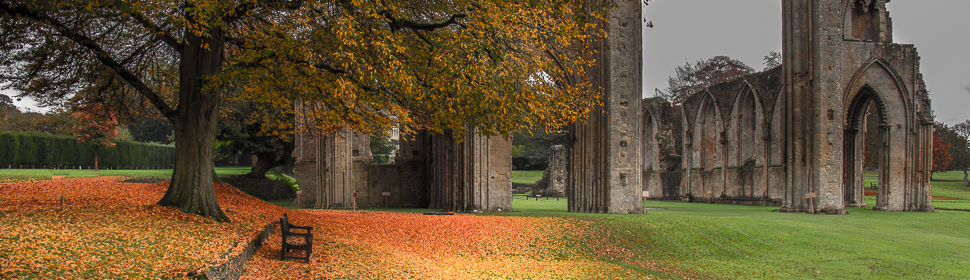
[511, 170, 544, 184]
[0, 166, 253, 183]
[497, 195, 970, 279]
[926, 171, 970, 210]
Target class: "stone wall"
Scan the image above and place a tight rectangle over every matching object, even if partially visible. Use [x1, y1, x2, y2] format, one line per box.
[532, 145, 567, 197]
[296, 128, 511, 212]
[428, 130, 512, 212]
[639, 0, 933, 213]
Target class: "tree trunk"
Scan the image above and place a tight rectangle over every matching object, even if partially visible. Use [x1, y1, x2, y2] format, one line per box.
[157, 28, 230, 222]
[94, 146, 99, 171]
[246, 153, 283, 179]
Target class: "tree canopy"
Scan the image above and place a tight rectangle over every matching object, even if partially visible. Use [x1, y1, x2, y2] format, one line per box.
[657, 56, 754, 104]
[0, 0, 604, 221]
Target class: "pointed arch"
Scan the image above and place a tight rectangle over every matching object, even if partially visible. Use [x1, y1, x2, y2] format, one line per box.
[642, 107, 660, 172]
[728, 82, 765, 167]
[690, 91, 724, 170]
[842, 59, 913, 211]
[843, 58, 912, 121]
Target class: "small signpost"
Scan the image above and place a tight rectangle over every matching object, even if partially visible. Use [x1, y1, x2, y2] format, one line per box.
[642, 191, 649, 208]
[382, 192, 391, 208]
[805, 192, 817, 214]
[352, 192, 358, 213]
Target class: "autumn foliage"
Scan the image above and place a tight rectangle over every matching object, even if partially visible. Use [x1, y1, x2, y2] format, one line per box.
[0, 177, 687, 279]
[934, 125, 954, 174]
[0, 177, 284, 278]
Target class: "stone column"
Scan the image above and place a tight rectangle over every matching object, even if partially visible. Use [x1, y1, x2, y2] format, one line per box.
[567, 0, 643, 214]
[429, 129, 512, 212]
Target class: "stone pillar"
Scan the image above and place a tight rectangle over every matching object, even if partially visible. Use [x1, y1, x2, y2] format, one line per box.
[567, 0, 643, 214]
[429, 129, 512, 212]
[532, 145, 568, 196]
[294, 125, 361, 209]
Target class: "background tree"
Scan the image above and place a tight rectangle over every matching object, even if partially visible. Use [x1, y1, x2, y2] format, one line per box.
[72, 109, 119, 171]
[763, 51, 781, 71]
[0, 109, 77, 135]
[1, 0, 601, 221]
[0, 94, 17, 118]
[217, 100, 294, 179]
[370, 135, 397, 163]
[933, 123, 954, 180]
[658, 56, 754, 104]
[944, 120, 970, 186]
[511, 129, 568, 170]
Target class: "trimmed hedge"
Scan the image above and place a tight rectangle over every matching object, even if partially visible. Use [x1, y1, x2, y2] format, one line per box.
[0, 131, 175, 168]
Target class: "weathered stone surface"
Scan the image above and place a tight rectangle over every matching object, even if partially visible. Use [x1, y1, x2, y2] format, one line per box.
[567, 0, 643, 214]
[642, 0, 933, 213]
[532, 145, 567, 197]
[428, 130, 512, 213]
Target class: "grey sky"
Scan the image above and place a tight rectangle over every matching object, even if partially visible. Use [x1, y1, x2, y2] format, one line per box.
[5, 1, 969, 125]
[643, 0, 970, 126]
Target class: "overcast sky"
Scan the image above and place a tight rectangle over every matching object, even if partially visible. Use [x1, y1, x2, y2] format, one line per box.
[5, 1, 969, 125]
[643, 0, 970, 126]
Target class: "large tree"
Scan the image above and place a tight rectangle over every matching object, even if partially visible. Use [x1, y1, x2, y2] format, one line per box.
[0, 0, 600, 221]
[658, 56, 754, 104]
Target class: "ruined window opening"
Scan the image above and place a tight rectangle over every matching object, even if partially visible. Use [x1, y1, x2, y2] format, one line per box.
[643, 113, 658, 171]
[692, 97, 719, 170]
[353, 149, 360, 156]
[737, 91, 757, 166]
[848, 0, 880, 41]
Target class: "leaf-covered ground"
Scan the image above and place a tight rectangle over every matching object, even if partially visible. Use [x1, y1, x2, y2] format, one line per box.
[0, 177, 283, 279]
[242, 211, 660, 279]
[0, 177, 667, 279]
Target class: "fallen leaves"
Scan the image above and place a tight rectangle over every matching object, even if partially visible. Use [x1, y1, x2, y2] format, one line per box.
[241, 211, 656, 279]
[0, 177, 282, 279]
[0, 177, 663, 279]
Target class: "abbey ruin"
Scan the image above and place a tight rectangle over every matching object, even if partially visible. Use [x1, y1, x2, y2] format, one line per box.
[294, 0, 935, 214]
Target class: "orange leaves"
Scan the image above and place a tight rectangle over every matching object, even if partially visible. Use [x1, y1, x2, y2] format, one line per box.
[0, 178, 660, 279]
[240, 211, 656, 279]
[0, 177, 283, 279]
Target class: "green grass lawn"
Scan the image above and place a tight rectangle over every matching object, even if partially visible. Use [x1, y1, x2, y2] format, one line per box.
[496, 192, 970, 279]
[6, 167, 970, 279]
[0, 166, 252, 182]
[864, 171, 970, 210]
[511, 170, 543, 184]
[927, 171, 970, 210]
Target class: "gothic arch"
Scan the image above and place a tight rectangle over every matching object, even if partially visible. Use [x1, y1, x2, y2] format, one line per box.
[843, 58, 912, 120]
[841, 60, 913, 211]
[642, 108, 660, 172]
[728, 82, 765, 167]
[690, 91, 725, 170]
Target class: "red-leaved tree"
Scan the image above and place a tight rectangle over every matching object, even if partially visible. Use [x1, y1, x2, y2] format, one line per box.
[932, 124, 953, 180]
[73, 110, 119, 171]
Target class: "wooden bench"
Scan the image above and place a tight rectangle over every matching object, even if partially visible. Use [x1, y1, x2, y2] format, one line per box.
[280, 213, 313, 262]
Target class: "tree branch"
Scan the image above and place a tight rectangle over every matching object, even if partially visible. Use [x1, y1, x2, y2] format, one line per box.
[128, 10, 183, 52]
[380, 11, 467, 31]
[0, 2, 177, 119]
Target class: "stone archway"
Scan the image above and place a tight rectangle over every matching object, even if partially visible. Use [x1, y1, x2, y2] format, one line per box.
[843, 86, 888, 209]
